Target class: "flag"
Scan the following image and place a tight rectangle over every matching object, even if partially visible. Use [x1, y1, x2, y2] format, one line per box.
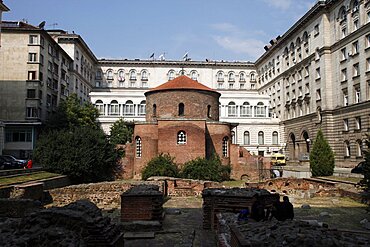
[183, 52, 188, 61]
[158, 53, 165, 60]
[150, 53, 154, 59]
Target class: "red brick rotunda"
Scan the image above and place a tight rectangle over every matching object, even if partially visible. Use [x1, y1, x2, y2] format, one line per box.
[124, 75, 234, 180]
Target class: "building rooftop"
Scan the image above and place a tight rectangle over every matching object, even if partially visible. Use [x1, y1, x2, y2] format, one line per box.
[146, 75, 220, 95]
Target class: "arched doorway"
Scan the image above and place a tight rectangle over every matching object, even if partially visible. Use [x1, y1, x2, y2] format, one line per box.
[289, 133, 296, 160]
[302, 131, 310, 153]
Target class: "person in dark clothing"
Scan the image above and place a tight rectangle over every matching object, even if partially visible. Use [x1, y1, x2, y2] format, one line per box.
[280, 196, 294, 220]
[251, 198, 265, 222]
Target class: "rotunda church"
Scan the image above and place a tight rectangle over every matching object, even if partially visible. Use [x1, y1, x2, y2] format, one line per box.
[124, 75, 236, 179]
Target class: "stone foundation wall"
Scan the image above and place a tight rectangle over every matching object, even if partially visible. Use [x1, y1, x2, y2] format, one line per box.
[49, 180, 164, 208]
[0, 198, 43, 217]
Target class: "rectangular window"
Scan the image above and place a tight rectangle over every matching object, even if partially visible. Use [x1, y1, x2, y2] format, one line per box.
[48, 61, 52, 72]
[353, 19, 359, 31]
[26, 107, 38, 118]
[40, 54, 44, 65]
[341, 47, 347, 61]
[316, 68, 321, 80]
[124, 104, 134, 116]
[5, 129, 32, 143]
[28, 71, 36, 80]
[367, 58, 370, 72]
[305, 83, 309, 94]
[28, 53, 37, 62]
[228, 105, 237, 117]
[48, 45, 53, 55]
[341, 68, 347, 82]
[341, 27, 347, 38]
[352, 41, 359, 55]
[27, 89, 36, 98]
[29, 35, 38, 44]
[316, 89, 321, 101]
[240, 83, 245, 89]
[304, 66, 309, 77]
[40, 36, 44, 47]
[343, 90, 349, 106]
[343, 119, 349, 131]
[355, 88, 361, 103]
[355, 117, 361, 130]
[353, 63, 359, 77]
[314, 24, 319, 36]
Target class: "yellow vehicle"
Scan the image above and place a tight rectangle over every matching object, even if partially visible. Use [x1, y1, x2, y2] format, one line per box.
[270, 153, 286, 166]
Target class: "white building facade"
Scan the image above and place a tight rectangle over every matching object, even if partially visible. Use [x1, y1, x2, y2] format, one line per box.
[90, 60, 282, 156]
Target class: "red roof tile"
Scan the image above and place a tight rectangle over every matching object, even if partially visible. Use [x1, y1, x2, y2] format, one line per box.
[147, 75, 219, 94]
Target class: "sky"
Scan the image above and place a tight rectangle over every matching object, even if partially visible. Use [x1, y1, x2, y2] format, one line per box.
[3, 0, 316, 62]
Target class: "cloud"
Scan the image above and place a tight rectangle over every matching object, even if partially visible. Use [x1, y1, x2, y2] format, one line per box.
[210, 22, 266, 60]
[213, 36, 265, 60]
[262, 0, 293, 10]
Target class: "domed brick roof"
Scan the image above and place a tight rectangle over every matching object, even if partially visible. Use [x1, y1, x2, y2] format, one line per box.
[145, 75, 220, 95]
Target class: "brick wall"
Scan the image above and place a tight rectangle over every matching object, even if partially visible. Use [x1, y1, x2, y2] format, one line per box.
[49, 180, 164, 208]
[146, 90, 220, 121]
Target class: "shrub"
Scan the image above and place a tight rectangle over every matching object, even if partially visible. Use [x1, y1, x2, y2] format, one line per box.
[309, 129, 335, 176]
[142, 153, 179, 180]
[33, 127, 118, 183]
[109, 118, 133, 146]
[181, 154, 231, 182]
[360, 136, 370, 192]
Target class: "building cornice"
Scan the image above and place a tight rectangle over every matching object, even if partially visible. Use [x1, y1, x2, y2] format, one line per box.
[0, 1, 10, 11]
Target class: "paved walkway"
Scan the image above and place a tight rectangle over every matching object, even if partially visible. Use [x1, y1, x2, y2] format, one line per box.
[123, 197, 216, 247]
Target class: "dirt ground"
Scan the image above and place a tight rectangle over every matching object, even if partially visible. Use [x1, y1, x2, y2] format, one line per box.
[103, 195, 370, 246]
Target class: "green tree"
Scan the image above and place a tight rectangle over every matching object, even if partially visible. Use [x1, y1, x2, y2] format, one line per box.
[46, 94, 99, 130]
[34, 127, 118, 183]
[360, 136, 370, 192]
[309, 129, 335, 176]
[181, 154, 231, 182]
[142, 153, 179, 180]
[110, 118, 133, 145]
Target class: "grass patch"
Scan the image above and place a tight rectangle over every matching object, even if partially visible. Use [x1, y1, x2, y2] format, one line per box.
[318, 176, 362, 184]
[0, 172, 61, 187]
[221, 180, 245, 187]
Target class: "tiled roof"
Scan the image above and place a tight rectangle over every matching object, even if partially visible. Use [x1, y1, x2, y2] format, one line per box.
[147, 75, 219, 94]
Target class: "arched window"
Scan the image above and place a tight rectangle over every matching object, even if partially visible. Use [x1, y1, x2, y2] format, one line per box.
[231, 131, 236, 144]
[250, 73, 255, 81]
[258, 131, 264, 145]
[244, 131, 250, 145]
[356, 140, 362, 157]
[118, 70, 125, 82]
[239, 72, 246, 82]
[107, 69, 113, 80]
[109, 100, 119, 115]
[240, 102, 252, 117]
[255, 102, 266, 117]
[352, 0, 359, 12]
[345, 141, 351, 157]
[179, 103, 184, 116]
[129, 70, 136, 80]
[272, 131, 278, 145]
[228, 102, 236, 117]
[135, 137, 142, 158]
[168, 70, 175, 80]
[141, 70, 148, 80]
[153, 104, 157, 117]
[228, 72, 235, 82]
[207, 105, 211, 118]
[177, 131, 187, 144]
[190, 71, 198, 80]
[302, 32, 309, 44]
[296, 37, 301, 48]
[95, 100, 104, 115]
[139, 100, 146, 116]
[217, 71, 224, 82]
[222, 137, 229, 157]
[124, 100, 134, 116]
[339, 6, 347, 21]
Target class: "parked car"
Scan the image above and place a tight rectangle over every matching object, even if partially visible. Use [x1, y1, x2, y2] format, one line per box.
[351, 161, 365, 174]
[0, 155, 27, 169]
[0, 156, 13, 169]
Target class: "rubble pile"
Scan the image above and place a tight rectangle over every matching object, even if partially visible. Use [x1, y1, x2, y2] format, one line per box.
[216, 213, 370, 247]
[0, 200, 122, 247]
[202, 188, 279, 230]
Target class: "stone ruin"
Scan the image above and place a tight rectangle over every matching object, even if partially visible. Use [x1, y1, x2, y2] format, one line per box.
[0, 200, 123, 247]
[202, 187, 279, 230]
[217, 213, 370, 247]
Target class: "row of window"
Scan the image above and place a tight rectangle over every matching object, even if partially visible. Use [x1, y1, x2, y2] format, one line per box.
[135, 133, 230, 158]
[224, 102, 267, 118]
[337, 1, 368, 40]
[95, 100, 146, 116]
[234, 131, 279, 146]
[343, 116, 363, 131]
[344, 139, 365, 158]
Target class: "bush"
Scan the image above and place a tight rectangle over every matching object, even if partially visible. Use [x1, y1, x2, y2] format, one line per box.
[141, 154, 179, 180]
[33, 127, 118, 183]
[360, 136, 370, 192]
[181, 154, 231, 182]
[309, 129, 335, 176]
[109, 118, 133, 146]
